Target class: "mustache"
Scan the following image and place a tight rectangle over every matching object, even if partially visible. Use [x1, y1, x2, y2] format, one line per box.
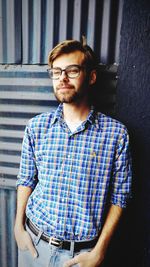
[56, 83, 74, 90]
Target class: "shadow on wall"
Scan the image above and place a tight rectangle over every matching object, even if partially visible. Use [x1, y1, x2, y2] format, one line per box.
[90, 64, 145, 267]
[89, 64, 118, 118]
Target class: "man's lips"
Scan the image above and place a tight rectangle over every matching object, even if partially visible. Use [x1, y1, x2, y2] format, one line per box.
[57, 85, 74, 90]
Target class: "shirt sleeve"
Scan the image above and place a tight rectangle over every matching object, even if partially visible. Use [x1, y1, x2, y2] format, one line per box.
[16, 124, 38, 189]
[110, 130, 132, 208]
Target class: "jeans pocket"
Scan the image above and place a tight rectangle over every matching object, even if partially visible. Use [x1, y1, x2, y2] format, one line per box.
[25, 223, 37, 246]
[18, 247, 29, 253]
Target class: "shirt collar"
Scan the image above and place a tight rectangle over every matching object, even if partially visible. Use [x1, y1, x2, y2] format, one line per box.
[50, 104, 63, 126]
[86, 105, 95, 124]
[86, 106, 100, 129]
[50, 104, 99, 128]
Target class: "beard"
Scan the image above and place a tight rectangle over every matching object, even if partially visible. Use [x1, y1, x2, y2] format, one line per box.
[54, 82, 88, 104]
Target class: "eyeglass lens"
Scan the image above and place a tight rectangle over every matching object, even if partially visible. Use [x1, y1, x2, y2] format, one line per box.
[48, 65, 83, 79]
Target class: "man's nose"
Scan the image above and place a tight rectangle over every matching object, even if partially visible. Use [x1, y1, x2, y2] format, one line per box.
[59, 70, 68, 80]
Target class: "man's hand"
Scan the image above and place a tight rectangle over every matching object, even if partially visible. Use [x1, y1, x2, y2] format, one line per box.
[14, 226, 38, 258]
[63, 250, 104, 267]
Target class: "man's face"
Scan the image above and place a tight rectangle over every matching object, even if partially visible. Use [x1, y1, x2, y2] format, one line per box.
[52, 51, 90, 104]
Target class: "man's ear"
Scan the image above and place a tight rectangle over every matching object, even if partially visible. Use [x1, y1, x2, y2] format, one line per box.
[89, 70, 97, 85]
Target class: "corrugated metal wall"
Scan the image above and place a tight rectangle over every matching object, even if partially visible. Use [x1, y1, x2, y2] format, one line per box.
[0, 65, 55, 185]
[0, 65, 56, 267]
[0, 1, 123, 266]
[0, 0, 123, 64]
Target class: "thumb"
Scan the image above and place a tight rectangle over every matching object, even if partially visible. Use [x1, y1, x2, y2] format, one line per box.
[63, 257, 78, 267]
[27, 238, 38, 258]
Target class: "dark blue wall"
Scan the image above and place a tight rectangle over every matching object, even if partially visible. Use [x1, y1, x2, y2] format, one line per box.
[116, 0, 150, 266]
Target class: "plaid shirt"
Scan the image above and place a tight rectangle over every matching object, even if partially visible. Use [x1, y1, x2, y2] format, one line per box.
[17, 104, 132, 241]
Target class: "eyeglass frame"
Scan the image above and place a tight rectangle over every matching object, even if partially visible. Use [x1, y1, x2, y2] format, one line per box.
[47, 64, 86, 80]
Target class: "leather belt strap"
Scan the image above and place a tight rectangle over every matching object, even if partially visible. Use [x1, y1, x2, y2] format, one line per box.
[26, 219, 97, 251]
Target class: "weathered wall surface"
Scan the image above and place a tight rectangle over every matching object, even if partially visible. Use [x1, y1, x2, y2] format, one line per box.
[116, 0, 150, 266]
[0, 1, 123, 267]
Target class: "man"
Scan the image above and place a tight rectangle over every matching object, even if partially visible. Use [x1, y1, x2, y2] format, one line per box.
[14, 40, 132, 267]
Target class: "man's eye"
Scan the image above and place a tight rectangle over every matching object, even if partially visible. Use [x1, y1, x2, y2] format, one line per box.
[53, 70, 60, 75]
[68, 68, 79, 74]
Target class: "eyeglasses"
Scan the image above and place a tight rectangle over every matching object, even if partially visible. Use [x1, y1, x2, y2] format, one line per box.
[47, 64, 85, 79]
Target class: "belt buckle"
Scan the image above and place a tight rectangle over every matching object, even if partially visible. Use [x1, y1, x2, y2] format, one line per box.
[49, 237, 63, 247]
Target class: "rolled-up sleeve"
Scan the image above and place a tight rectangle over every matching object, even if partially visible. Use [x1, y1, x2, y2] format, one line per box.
[110, 130, 132, 208]
[16, 124, 38, 189]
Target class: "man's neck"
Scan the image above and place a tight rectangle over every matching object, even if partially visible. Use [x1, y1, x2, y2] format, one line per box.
[63, 102, 90, 123]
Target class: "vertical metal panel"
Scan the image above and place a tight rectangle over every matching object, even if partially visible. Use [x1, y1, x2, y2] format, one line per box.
[0, 0, 3, 61]
[0, 0, 124, 64]
[22, 0, 29, 63]
[31, 0, 42, 63]
[72, 0, 82, 40]
[86, 0, 96, 48]
[101, 0, 112, 63]
[0, 188, 17, 267]
[6, 0, 15, 61]
[22, 0, 42, 63]
[59, 0, 68, 41]
[44, 0, 55, 62]
[0, 0, 22, 63]
[114, 0, 124, 62]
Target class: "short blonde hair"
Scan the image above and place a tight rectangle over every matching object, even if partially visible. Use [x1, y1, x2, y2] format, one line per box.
[48, 39, 99, 71]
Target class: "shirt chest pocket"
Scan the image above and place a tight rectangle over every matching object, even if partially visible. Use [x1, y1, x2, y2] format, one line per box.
[71, 148, 98, 174]
[35, 134, 68, 170]
[78, 147, 114, 177]
[36, 150, 64, 172]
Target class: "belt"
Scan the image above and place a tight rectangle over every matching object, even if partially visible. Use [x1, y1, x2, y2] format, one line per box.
[26, 219, 97, 251]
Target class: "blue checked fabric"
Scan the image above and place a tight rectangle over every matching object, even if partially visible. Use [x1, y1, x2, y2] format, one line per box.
[17, 104, 132, 241]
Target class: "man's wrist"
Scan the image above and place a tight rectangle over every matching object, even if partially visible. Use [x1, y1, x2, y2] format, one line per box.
[90, 247, 105, 265]
[14, 219, 26, 231]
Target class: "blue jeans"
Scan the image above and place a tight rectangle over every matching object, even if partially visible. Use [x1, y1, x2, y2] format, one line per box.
[18, 224, 97, 267]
